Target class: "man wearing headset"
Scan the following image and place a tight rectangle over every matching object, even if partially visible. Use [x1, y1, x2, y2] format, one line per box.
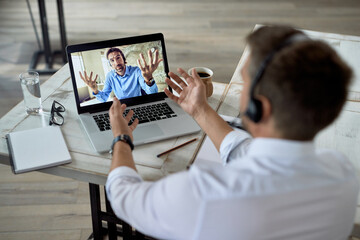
[79, 47, 161, 102]
[106, 25, 359, 239]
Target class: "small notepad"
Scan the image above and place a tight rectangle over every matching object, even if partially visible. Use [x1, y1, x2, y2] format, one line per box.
[5, 126, 71, 174]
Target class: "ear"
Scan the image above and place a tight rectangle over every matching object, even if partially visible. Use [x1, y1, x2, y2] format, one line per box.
[257, 95, 272, 122]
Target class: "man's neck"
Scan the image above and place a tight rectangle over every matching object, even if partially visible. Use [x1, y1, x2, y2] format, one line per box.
[246, 117, 283, 139]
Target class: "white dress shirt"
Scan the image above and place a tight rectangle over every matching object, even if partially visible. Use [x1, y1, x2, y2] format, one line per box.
[106, 130, 359, 240]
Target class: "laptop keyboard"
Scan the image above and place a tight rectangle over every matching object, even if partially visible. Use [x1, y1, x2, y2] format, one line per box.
[93, 102, 177, 132]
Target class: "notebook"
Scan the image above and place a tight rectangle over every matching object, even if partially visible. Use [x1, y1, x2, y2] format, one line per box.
[5, 126, 71, 174]
[66, 33, 200, 152]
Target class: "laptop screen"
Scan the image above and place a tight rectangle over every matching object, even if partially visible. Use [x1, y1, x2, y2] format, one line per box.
[66, 33, 169, 114]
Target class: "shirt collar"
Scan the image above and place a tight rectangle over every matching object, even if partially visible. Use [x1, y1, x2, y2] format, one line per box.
[123, 65, 130, 77]
[247, 138, 315, 158]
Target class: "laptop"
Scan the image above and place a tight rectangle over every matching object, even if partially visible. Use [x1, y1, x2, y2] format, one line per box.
[66, 33, 200, 152]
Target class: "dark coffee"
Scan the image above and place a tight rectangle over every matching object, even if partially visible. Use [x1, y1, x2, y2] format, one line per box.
[197, 72, 210, 78]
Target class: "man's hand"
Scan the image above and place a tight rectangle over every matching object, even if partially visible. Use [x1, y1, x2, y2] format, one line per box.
[166, 68, 233, 152]
[109, 97, 138, 172]
[79, 71, 99, 94]
[137, 49, 163, 84]
[164, 68, 210, 120]
[109, 97, 139, 140]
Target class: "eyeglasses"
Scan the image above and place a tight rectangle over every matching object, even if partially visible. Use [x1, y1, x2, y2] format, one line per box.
[49, 100, 66, 126]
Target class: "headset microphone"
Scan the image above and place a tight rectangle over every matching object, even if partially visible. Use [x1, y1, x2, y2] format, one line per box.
[227, 112, 246, 131]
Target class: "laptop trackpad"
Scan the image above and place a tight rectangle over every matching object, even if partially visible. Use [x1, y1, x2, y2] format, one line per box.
[133, 124, 164, 143]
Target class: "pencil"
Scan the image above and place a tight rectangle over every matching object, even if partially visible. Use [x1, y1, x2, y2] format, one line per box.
[157, 138, 198, 157]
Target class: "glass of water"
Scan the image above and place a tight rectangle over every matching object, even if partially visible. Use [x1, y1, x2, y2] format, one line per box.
[19, 71, 42, 115]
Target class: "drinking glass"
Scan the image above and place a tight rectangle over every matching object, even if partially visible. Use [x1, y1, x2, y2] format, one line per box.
[19, 71, 42, 115]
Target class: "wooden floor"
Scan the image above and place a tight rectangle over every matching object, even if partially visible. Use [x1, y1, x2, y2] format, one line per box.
[1, 0, 360, 239]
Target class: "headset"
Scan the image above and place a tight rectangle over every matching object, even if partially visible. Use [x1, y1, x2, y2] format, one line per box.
[244, 33, 310, 123]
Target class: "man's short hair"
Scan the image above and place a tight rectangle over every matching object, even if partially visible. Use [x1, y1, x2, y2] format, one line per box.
[106, 47, 127, 63]
[246, 25, 353, 140]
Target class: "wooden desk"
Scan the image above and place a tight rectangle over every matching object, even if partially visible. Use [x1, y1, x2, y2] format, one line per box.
[220, 25, 360, 225]
[0, 65, 227, 184]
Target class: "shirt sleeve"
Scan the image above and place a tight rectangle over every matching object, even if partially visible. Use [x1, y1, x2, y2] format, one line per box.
[94, 74, 113, 102]
[136, 68, 158, 94]
[219, 129, 252, 164]
[106, 166, 201, 239]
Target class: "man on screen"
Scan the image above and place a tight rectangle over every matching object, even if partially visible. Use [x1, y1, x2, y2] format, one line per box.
[79, 47, 162, 102]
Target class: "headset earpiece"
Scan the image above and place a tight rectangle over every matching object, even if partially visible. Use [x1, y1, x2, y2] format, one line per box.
[244, 62, 266, 122]
[245, 98, 262, 123]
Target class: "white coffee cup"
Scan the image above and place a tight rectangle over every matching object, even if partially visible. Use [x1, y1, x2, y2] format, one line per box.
[188, 67, 214, 97]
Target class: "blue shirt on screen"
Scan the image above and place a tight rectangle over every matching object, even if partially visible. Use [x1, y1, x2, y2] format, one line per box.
[94, 65, 158, 102]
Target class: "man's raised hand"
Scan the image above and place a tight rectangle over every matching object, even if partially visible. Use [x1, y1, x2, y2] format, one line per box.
[137, 49, 163, 83]
[79, 71, 99, 94]
[164, 68, 209, 120]
[109, 97, 138, 140]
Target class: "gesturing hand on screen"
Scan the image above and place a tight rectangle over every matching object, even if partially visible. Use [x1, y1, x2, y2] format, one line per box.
[137, 49, 163, 84]
[79, 71, 99, 94]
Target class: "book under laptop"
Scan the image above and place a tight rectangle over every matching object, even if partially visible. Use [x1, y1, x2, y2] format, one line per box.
[66, 33, 200, 152]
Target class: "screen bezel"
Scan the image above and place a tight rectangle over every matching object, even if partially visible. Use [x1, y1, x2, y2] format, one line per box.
[66, 33, 170, 114]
